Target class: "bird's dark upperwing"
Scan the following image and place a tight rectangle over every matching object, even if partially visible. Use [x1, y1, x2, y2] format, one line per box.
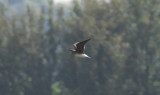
[75, 38, 91, 53]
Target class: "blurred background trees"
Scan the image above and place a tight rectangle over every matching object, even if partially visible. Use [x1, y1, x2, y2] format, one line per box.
[0, 0, 160, 95]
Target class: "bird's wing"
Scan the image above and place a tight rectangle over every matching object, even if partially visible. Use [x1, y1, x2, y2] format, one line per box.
[73, 42, 78, 49]
[75, 38, 91, 53]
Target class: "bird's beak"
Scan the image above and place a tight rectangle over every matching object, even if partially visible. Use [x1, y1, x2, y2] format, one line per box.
[68, 49, 72, 51]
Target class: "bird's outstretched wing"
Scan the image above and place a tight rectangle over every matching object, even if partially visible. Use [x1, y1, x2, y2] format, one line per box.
[73, 42, 78, 49]
[74, 38, 91, 53]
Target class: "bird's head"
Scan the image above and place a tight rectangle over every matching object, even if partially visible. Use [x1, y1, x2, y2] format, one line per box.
[68, 49, 76, 54]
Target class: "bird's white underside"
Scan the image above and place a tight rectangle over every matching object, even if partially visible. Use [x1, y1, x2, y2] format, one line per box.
[75, 54, 90, 58]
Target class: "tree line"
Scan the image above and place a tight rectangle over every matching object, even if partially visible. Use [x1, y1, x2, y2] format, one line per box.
[0, 0, 160, 95]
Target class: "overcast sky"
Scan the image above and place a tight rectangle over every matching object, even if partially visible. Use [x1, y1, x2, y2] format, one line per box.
[54, 0, 72, 4]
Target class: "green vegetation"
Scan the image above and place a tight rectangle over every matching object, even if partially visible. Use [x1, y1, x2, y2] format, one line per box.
[0, 0, 160, 95]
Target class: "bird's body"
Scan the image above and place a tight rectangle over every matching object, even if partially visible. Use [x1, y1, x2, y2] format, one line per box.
[69, 38, 91, 58]
[75, 53, 91, 58]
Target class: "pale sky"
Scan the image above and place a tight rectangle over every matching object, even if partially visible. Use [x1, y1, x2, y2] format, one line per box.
[54, 0, 72, 4]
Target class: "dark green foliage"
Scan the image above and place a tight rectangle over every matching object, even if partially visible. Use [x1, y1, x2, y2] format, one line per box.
[0, 0, 160, 95]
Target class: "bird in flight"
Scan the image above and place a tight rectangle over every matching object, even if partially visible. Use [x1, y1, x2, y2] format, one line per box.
[69, 38, 91, 58]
